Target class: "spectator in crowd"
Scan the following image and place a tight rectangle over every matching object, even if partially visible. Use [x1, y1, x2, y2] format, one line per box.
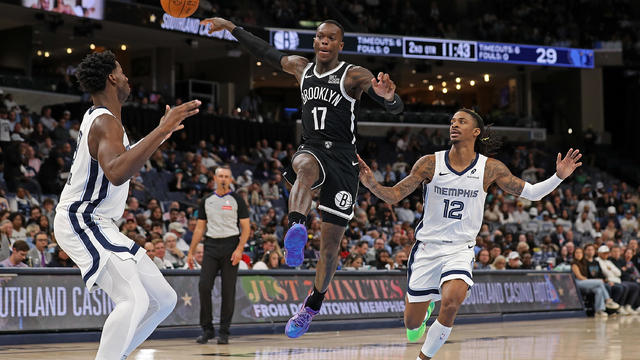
[343, 253, 365, 270]
[506, 252, 521, 270]
[144, 241, 165, 269]
[48, 245, 76, 267]
[393, 250, 408, 269]
[572, 247, 619, 317]
[0, 240, 29, 267]
[368, 249, 393, 270]
[491, 255, 506, 270]
[575, 211, 597, 238]
[162, 232, 185, 268]
[39, 107, 56, 131]
[152, 238, 174, 269]
[597, 245, 640, 314]
[588, 245, 633, 315]
[620, 210, 638, 234]
[253, 250, 282, 270]
[168, 222, 190, 252]
[183, 243, 204, 270]
[8, 213, 27, 245]
[27, 231, 51, 267]
[394, 199, 414, 223]
[474, 249, 491, 270]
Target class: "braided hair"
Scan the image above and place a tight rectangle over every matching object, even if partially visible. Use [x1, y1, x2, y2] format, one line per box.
[457, 108, 501, 156]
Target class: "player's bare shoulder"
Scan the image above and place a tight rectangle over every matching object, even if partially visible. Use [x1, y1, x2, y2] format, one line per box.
[484, 157, 524, 194]
[413, 154, 436, 183]
[344, 66, 373, 92]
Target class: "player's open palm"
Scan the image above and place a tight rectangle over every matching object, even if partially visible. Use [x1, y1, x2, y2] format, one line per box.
[556, 148, 582, 179]
[159, 100, 201, 140]
[371, 72, 396, 101]
[357, 154, 376, 189]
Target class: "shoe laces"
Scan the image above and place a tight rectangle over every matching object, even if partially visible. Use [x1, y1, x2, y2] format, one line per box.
[293, 309, 314, 327]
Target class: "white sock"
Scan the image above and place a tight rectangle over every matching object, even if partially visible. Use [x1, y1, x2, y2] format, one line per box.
[421, 319, 452, 358]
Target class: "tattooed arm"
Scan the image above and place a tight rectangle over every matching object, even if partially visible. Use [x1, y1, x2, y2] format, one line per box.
[357, 154, 435, 204]
[487, 149, 582, 200]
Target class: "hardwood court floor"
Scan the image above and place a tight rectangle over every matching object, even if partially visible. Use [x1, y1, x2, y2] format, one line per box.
[2, 317, 640, 359]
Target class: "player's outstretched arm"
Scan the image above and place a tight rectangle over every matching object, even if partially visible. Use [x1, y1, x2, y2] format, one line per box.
[88, 100, 200, 186]
[349, 66, 403, 114]
[489, 149, 582, 201]
[200, 17, 309, 81]
[358, 154, 434, 204]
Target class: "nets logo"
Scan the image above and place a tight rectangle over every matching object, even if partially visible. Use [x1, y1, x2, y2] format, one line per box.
[334, 191, 352, 210]
[273, 31, 300, 50]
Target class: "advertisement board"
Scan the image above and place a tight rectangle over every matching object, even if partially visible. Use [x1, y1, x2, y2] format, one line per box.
[0, 269, 583, 332]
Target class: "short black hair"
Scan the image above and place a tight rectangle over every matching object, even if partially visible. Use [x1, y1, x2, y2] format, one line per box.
[319, 20, 344, 40]
[13, 240, 29, 252]
[75, 50, 117, 94]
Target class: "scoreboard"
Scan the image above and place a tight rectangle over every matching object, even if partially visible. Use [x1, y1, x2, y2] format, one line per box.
[268, 28, 594, 69]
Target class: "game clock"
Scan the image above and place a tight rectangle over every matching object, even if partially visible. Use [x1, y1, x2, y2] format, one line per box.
[403, 37, 477, 62]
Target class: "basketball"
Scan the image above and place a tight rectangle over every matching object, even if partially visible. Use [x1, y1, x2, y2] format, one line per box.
[160, 0, 199, 18]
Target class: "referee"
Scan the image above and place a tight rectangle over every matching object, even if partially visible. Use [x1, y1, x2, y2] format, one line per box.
[187, 166, 250, 345]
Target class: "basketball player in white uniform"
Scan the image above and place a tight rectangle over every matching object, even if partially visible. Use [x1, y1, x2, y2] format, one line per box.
[54, 50, 200, 359]
[358, 109, 582, 359]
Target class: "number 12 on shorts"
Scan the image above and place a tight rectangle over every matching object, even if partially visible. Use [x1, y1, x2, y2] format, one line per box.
[443, 199, 463, 219]
[312, 106, 327, 130]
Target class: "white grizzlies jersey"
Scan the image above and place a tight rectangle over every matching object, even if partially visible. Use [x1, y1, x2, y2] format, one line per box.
[415, 150, 488, 245]
[55, 106, 143, 291]
[57, 106, 130, 219]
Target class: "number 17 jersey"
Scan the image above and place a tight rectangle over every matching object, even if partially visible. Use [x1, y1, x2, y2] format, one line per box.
[300, 61, 359, 144]
[415, 150, 488, 245]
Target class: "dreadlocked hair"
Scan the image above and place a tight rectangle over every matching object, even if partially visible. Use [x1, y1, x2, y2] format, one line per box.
[75, 50, 116, 94]
[458, 108, 502, 156]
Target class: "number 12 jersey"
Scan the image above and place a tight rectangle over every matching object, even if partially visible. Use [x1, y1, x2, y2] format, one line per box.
[415, 150, 488, 245]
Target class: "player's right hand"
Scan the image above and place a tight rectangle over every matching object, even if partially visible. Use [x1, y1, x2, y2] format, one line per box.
[200, 17, 234, 34]
[159, 100, 200, 138]
[186, 252, 194, 269]
[357, 154, 376, 189]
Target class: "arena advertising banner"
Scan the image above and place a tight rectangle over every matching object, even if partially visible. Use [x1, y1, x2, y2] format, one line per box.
[0, 269, 582, 332]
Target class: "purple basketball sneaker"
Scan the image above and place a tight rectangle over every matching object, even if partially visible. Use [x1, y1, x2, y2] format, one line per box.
[284, 223, 307, 267]
[285, 298, 319, 338]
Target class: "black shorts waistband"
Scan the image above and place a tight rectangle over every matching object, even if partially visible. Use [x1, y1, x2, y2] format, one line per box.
[303, 140, 356, 151]
[204, 235, 239, 243]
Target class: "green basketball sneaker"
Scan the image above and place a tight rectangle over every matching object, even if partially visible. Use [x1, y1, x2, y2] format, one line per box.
[406, 302, 435, 342]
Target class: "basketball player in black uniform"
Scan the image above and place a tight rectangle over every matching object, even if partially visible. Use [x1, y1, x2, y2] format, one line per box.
[201, 17, 403, 338]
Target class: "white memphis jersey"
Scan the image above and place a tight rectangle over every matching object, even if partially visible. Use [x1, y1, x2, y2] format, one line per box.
[57, 106, 130, 220]
[415, 150, 488, 245]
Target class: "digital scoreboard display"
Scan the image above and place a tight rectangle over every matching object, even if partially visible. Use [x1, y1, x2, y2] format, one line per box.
[403, 37, 477, 62]
[268, 28, 595, 69]
[477, 42, 594, 68]
[269, 29, 403, 57]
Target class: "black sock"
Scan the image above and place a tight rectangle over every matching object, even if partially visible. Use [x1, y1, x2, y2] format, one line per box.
[304, 286, 326, 311]
[288, 211, 307, 227]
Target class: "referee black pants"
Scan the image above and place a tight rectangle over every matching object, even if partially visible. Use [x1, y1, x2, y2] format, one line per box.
[199, 236, 239, 336]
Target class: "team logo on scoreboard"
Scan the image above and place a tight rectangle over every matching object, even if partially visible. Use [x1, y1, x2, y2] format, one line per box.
[273, 31, 299, 50]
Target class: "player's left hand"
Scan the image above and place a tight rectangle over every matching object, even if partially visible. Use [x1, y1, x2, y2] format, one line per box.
[556, 148, 582, 179]
[371, 72, 396, 101]
[230, 248, 243, 266]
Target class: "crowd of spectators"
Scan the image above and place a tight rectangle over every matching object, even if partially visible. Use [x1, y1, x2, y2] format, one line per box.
[1, 93, 640, 318]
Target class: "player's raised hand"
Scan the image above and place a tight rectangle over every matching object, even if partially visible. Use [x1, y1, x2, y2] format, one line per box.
[159, 99, 200, 137]
[556, 148, 582, 179]
[200, 17, 235, 34]
[371, 72, 396, 101]
[357, 154, 376, 189]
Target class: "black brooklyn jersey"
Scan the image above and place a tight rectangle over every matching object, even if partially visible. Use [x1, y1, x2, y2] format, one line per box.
[300, 61, 360, 144]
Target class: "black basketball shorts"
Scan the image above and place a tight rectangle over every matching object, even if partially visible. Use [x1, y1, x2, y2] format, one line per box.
[283, 141, 359, 227]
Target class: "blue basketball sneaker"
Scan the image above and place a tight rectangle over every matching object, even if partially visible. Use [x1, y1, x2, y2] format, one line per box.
[285, 299, 319, 338]
[284, 223, 307, 267]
